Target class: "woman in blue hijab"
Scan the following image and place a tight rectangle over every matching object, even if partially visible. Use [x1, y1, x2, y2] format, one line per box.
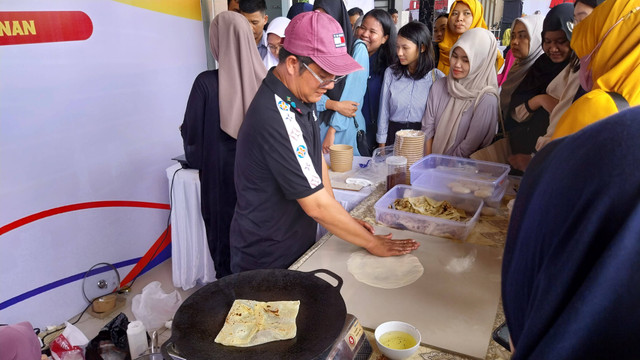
[502, 106, 640, 359]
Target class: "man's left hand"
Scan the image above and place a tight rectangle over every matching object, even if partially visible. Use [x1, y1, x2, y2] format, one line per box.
[353, 217, 374, 234]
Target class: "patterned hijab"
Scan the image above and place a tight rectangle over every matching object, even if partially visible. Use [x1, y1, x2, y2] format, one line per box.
[210, 11, 267, 139]
[433, 28, 499, 154]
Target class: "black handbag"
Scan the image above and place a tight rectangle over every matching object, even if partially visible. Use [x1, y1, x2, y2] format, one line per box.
[353, 117, 371, 156]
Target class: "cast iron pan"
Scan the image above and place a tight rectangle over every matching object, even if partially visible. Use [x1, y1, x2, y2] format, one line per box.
[161, 269, 346, 359]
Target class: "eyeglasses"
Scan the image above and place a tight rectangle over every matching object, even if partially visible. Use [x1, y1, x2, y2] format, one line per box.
[268, 44, 281, 52]
[302, 63, 346, 88]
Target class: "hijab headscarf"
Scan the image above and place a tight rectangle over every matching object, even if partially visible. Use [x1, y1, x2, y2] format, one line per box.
[287, 2, 313, 20]
[267, 16, 290, 37]
[503, 107, 640, 359]
[263, 17, 291, 69]
[552, 0, 640, 139]
[313, 0, 354, 125]
[506, 5, 573, 120]
[543, 3, 574, 41]
[210, 11, 267, 139]
[436, 0, 488, 75]
[499, 14, 545, 116]
[433, 28, 499, 154]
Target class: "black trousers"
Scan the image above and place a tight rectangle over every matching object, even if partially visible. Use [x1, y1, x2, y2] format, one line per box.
[385, 121, 422, 145]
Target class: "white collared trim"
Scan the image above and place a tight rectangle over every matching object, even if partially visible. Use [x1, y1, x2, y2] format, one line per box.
[274, 94, 322, 189]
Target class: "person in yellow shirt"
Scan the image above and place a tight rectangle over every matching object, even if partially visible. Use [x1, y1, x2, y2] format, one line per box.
[501, 27, 511, 47]
[436, 0, 504, 75]
[552, 0, 639, 139]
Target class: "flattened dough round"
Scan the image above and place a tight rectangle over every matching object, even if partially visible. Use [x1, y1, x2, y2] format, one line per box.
[347, 250, 424, 289]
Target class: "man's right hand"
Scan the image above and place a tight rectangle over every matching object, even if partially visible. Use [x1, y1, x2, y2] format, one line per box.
[365, 233, 420, 257]
[298, 191, 420, 257]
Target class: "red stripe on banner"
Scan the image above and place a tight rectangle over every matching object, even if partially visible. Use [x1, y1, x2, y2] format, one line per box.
[0, 201, 170, 236]
[120, 226, 172, 287]
[0, 11, 93, 46]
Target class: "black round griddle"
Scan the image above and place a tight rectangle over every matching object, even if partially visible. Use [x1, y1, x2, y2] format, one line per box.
[161, 269, 346, 360]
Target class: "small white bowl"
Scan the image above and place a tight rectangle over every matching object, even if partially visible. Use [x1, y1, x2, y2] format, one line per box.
[374, 321, 421, 360]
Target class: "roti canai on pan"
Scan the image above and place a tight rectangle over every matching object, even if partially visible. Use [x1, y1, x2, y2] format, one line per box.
[214, 299, 301, 347]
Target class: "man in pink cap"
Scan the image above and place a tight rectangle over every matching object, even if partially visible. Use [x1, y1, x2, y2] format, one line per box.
[229, 11, 419, 273]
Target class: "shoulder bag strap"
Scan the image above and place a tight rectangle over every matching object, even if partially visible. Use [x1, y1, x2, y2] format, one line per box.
[607, 91, 629, 111]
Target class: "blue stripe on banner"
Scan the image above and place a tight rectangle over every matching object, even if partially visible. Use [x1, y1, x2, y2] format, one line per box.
[137, 244, 171, 279]
[0, 258, 140, 311]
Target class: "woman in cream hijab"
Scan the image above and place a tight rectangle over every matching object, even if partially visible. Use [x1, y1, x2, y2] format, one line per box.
[552, 0, 640, 139]
[499, 14, 545, 116]
[422, 28, 500, 158]
[180, 11, 266, 278]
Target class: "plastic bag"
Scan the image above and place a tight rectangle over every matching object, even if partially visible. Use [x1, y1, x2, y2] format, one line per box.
[85, 312, 131, 360]
[51, 322, 90, 360]
[50, 334, 83, 360]
[372, 145, 395, 168]
[345, 145, 394, 185]
[62, 322, 89, 349]
[131, 281, 182, 330]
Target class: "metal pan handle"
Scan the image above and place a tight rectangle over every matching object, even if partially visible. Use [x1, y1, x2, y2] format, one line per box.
[160, 336, 187, 360]
[307, 268, 343, 291]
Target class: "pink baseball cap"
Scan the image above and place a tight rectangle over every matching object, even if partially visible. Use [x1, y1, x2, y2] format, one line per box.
[282, 11, 363, 76]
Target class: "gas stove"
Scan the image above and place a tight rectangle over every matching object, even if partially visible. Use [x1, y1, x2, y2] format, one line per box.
[319, 314, 372, 360]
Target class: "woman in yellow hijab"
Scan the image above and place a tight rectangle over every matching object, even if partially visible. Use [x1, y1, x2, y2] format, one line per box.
[552, 0, 640, 139]
[437, 0, 503, 74]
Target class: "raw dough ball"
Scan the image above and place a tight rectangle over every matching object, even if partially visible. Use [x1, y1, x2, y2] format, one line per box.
[481, 207, 498, 216]
[451, 185, 471, 194]
[447, 182, 463, 189]
[347, 250, 424, 289]
[474, 189, 492, 198]
[463, 182, 480, 191]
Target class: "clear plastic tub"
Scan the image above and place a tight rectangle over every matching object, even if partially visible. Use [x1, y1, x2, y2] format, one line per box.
[411, 170, 508, 206]
[374, 185, 483, 241]
[483, 183, 508, 208]
[409, 155, 510, 201]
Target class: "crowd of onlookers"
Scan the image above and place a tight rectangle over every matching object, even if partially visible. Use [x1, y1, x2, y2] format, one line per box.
[220, 0, 637, 173]
[181, 0, 640, 357]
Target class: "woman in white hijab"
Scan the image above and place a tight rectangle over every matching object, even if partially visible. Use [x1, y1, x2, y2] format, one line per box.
[180, 11, 266, 278]
[262, 16, 290, 69]
[422, 28, 500, 158]
[499, 14, 545, 116]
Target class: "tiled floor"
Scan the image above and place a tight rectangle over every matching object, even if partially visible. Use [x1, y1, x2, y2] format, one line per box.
[72, 259, 204, 352]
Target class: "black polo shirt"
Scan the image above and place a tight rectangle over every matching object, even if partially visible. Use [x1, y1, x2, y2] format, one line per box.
[230, 69, 324, 273]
